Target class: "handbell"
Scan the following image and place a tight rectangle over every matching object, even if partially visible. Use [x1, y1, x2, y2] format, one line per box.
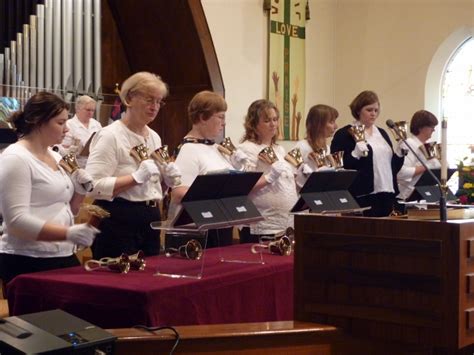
[284, 148, 303, 168]
[84, 253, 131, 274]
[217, 137, 237, 156]
[420, 142, 441, 160]
[388, 120, 408, 142]
[150, 145, 181, 186]
[308, 149, 330, 168]
[59, 153, 93, 192]
[258, 146, 279, 165]
[251, 235, 292, 256]
[130, 144, 159, 183]
[79, 203, 110, 228]
[348, 123, 368, 157]
[165, 239, 203, 260]
[128, 250, 146, 271]
[326, 151, 344, 170]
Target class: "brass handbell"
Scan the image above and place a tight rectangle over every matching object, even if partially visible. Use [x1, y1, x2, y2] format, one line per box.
[251, 235, 292, 256]
[420, 142, 441, 160]
[84, 253, 131, 274]
[285, 148, 303, 168]
[59, 153, 93, 192]
[388, 121, 408, 141]
[308, 149, 330, 168]
[79, 203, 110, 228]
[326, 151, 344, 170]
[258, 146, 279, 165]
[165, 239, 203, 260]
[130, 144, 159, 183]
[217, 137, 237, 156]
[150, 145, 181, 186]
[348, 124, 368, 157]
[128, 250, 146, 271]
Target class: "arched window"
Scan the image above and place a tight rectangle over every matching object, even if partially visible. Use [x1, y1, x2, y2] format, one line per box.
[441, 37, 474, 167]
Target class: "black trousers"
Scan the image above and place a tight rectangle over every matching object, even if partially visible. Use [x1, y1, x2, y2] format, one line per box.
[164, 227, 233, 251]
[92, 198, 161, 259]
[356, 192, 396, 217]
[0, 253, 80, 286]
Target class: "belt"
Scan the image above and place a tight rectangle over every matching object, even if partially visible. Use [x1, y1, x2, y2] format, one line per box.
[110, 197, 158, 208]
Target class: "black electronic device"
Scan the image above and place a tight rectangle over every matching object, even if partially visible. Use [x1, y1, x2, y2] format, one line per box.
[291, 169, 360, 213]
[173, 171, 263, 228]
[0, 309, 116, 354]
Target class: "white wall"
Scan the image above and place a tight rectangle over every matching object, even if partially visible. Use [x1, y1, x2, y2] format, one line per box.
[202, 0, 474, 147]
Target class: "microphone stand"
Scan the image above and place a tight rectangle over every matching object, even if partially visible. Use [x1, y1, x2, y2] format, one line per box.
[389, 123, 447, 222]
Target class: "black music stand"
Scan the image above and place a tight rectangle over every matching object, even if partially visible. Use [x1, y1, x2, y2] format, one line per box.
[151, 171, 264, 278]
[413, 168, 457, 202]
[291, 169, 362, 213]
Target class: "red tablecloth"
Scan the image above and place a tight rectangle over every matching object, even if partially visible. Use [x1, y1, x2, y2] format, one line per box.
[7, 244, 293, 328]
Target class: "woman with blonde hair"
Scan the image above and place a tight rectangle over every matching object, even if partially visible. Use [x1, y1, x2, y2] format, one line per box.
[86, 72, 181, 258]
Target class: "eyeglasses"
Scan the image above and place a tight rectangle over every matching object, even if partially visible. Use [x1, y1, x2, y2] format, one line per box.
[138, 95, 166, 107]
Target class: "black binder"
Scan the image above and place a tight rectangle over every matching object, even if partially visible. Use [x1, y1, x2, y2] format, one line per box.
[291, 169, 359, 213]
[173, 171, 263, 228]
[413, 168, 457, 202]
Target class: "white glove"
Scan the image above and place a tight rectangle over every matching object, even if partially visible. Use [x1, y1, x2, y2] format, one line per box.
[394, 141, 408, 157]
[265, 161, 292, 184]
[163, 162, 182, 187]
[425, 158, 441, 169]
[351, 141, 369, 159]
[295, 163, 312, 188]
[71, 169, 94, 194]
[230, 149, 250, 170]
[66, 223, 100, 247]
[68, 144, 80, 155]
[132, 160, 160, 184]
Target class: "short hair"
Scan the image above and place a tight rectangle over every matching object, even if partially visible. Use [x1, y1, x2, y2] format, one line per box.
[241, 99, 279, 144]
[410, 110, 439, 135]
[120, 72, 169, 107]
[188, 91, 227, 124]
[8, 91, 69, 137]
[75, 95, 96, 110]
[305, 104, 339, 151]
[349, 90, 379, 120]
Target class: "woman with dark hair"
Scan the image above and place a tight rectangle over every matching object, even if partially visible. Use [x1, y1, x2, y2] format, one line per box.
[0, 92, 99, 285]
[397, 110, 440, 201]
[86, 72, 180, 259]
[170, 91, 246, 248]
[237, 99, 297, 243]
[330, 90, 405, 217]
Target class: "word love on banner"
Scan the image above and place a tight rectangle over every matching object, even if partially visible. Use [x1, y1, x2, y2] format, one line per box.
[266, 0, 309, 141]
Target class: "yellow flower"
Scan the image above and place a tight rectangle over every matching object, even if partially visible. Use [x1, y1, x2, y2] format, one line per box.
[463, 167, 471, 172]
[464, 182, 474, 189]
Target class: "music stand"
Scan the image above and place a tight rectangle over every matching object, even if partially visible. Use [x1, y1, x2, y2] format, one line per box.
[413, 168, 457, 202]
[151, 171, 265, 278]
[291, 169, 364, 214]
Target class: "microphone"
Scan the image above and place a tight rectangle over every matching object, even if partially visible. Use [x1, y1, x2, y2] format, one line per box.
[386, 119, 396, 129]
[387, 118, 447, 221]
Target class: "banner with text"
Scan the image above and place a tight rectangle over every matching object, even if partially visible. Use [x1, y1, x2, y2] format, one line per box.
[268, 0, 307, 140]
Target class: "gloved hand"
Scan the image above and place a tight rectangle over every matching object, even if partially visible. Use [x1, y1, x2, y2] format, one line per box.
[315, 166, 336, 172]
[265, 161, 293, 184]
[66, 223, 100, 247]
[394, 141, 408, 157]
[425, 158, 441, 169]
[351, 141, 369, 159]
[230, 149, 250, 170]
[68, 144, 80, 155]
[163, 162, 182, 187]
[71, 169, 94, 194]
[132, 159, 160, 184]
[295, 163, 313, 188]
